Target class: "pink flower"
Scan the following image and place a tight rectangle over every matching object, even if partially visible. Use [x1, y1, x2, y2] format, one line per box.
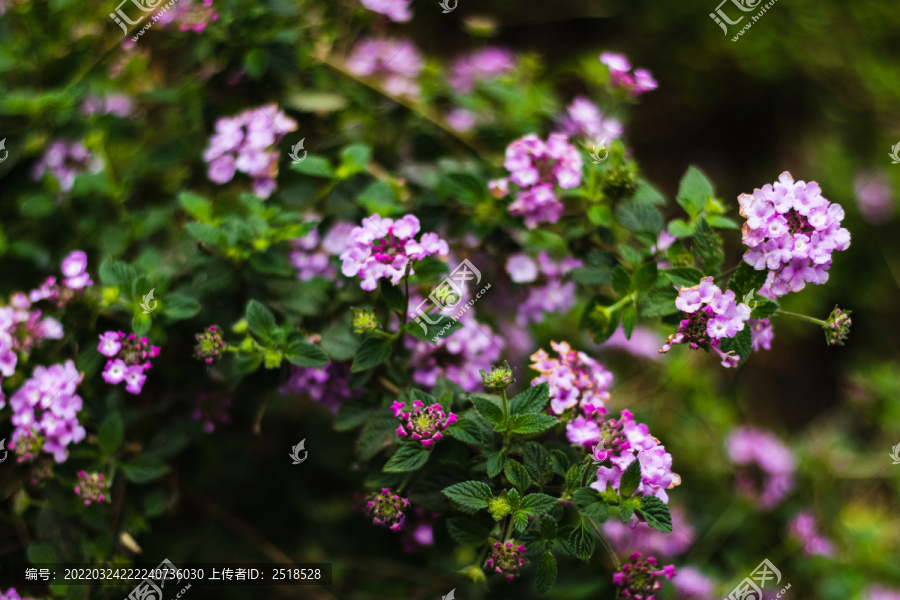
[347, 38, 423, 98]
[393, 399, 457, 448]
[359, 0, 412, 22]
[788, 511, 834, 556]
[448, 47, 515, 93]
[529, 341, 612, 417]
[485, 541, 527, 582]
[600, 53, 657, 97]
[557, 96, 624, 142]
[726, 426, 796, 509]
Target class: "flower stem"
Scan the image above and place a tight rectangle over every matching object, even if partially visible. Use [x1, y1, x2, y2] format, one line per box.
[500, 388, 511, 450]
[586, 517, 621, 571]
[773, 309, 826, 326]
[715, 263, 740, 281]
[397, 472, 413, 494]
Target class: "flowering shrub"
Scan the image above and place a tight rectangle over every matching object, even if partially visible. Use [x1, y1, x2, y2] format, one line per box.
[2, 0, 898, 599]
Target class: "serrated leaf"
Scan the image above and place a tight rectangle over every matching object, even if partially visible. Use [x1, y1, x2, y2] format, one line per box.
[662, 267, 705, 287]
[359, 181, 400, 216]
[535, 551, 557, 594]
[632, 262, 658, 294]
[620, 459, 642, 497]
[707, 215, 739, 229]
[691, 219, 724, 272]
[667, 219, 694, 238]
[334, 399, 375, 432]
[636, 495, 673, 533]
[383, 443, 430, 472]
[581, 296, 622, 343]
[520, 493, 557, 516]
[621, 303, 637, 339]
[122, 454, 170, 484]
[573, 487, 610, 522]
[246, 300, 277, 342]
[719, 326, 752, 368]
[539, 515, 558, 539]
[616, 200, 663, 233]
[611, 265, 632, 296]
[567, 266, 612, 285]
[638, 286, 680, 318]
[381, 279, 407, 314]
[99, 260, 137, 288]
[509, 382, 550, 415]
[486, 450, 507, 478]
[565, 463, 587, 491]
[550, 449, 570, 476]
[568, 525, 595, 561]
[161, 292, 201, 321]
[732, 260, 769, 297]
[289, 155, 334, 177]
[178, 191, 213, 221]
[508, 413, 558, 435]
[185, 222, 222, 246]
[523, 442, 553, 486]
[285, 340, 329, 367]
[504, 459, 532, 492]
[446, 517, 491, 547]
[442, 481, 493, 510]
[351, 337, 392, 372]
[98, 412, 124, 454]
[355, 410, 398, 460]
[471, 395, 504, 428]
[751, 298, 778, 319]
[446, 418, 483, 445]
[677, 166, 714, 218]
[619, 497, 635, 523]
[512, 509, 529, 532]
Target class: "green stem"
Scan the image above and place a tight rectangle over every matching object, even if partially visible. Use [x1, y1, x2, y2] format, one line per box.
[500, 388, 511, 450]
[586, 517, 621, 571]
[606, 292, 635, 314]
[715, 263, 740, 281]
[397, 472, 413, 494]
[773, 309, 826, 326]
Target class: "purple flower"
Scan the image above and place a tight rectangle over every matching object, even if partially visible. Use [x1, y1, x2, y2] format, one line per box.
[191, 391, 232, 433]
[612, 552, 676, 599]
[101, 359, 127, 384]
[498, 133, 583, 228]
[347, 38, 423, 98]
[123, 366, 147, 395]
[399, 507, 438, 552]
[364, 487, 410, 531]
[557, 96, 624, 142]
[787, 511, 834, 557]
[445, 108, 478, 132]
[505, 254, 539, 283]
[739, 172, 850, 297]
[566, 416, 601, 446]
[600, 52, 657, 97]
[32, 140, 103, 193]
[0, 588, 34, 600]
[98, 331, 123, 357]
[81, 94, 134, 118]
[507, 252, 581, 326]
[448, 47, 515, 93]
[529, 341, 613, 416]
[359, 0, 412, 22]
[339, 214, 449, 291]
[194, 325, 226, 364]
[98, 332, 159, 395]
[749, 318, 774, 352]
[726, 426, 796, 509]
[601, 326, 664, 361]
[854, 170, 894, 225]
[671, 566, 715, 600]
[867, 587, 900, 600]
[660, 277, 752, 368]
[203, 104, 297, 199]
[289, 219, 355, 282]
[485, 541, 527, 582]
[392, 399, 457, 447]
[74, 471, 107, 506]
[280, 361, 360, 413]
[603, 506, 695, 557]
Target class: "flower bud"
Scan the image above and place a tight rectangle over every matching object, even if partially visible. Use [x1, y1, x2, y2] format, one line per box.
[352, 309, 379, 334]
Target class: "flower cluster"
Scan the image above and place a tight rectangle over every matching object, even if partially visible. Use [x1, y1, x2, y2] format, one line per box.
[671, 567, 715, 600]
[529, 341, 613, 417]
[824, 305, 852, 346]
[557, 96, 624, 142]
[587, 408, 681, 503]
[191, 391, 232, 433]
[659, 277, 752, 368]
[364, 488, 410, 531]
[399, 507, 437, 553]
[491, 133, 583, 228]
[0, 294, 64, 384]
[391, 399, 457, 448]
[854, 170, 894, 225]
[603, 506, 694, 556]
[359, 0, 411, 22]
[31, 140, 103, 193]
[347, 38, 423, 98]
[280, 362, 359, 413]
[203, 104, 298, 199]
[485, 541, 527, 582]
[613, 552, 676, 599]
[81, 94, 134, 118]
[506, 252, 582, 326]
[726, 427, 796, 509]
[74, 471, 107, 506]
[289, 220, 355, 281]
[448, 47, 516, 93]
[740, 172, 850, 297]
[600, 52, 658, 96]
[0, 588, 33, 600]
[194, 325, 226, 364]
[168, 0, 219, 32]
[29, 250, 95, 308]
[749, 318, 774, 352]
[340, 214, 449, 291]
[787, 511, 834, 557]
[98, 331, 160, 394]
[7, 360, 86, 463]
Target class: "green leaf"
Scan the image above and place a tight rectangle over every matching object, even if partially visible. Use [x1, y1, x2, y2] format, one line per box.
[161, 292, 201, 321]
[446, 418, 483, 445]
[731, 260, 769, 297]
[28, 543, 57, 565]
[677, 166, 714, 218]
[611, 265, 633, 296]
[513, 509, 530, 532]
[446, 518, 491, 547]
[290, 155, 334, 177]
[619, 459, 642, 497]
[285, 340, 329, 367]
[523, 442, 553, 486]
[568, 266, 612, 285]
[535, 551, 558, 594]
[185, 222, 222, 246]
[99, 260, 137, 288]
[177, 191, 213, 221]
[573, 488, 610, 522]
[381, 279, 407, 314]
[581, 296, 622, 343]
[243, 47, 269, 78]
[707, 215, 739, 229]
[98, 413, 124, 454]
[122, 454, 171, 484]
[334, 399, 375, 432]
[504, 459, 532, 492]
[405, 313, 464, 343]
[636, 495, 673, 533]
[520, 493, 558, 516]
[471, 395, 504, 428]
[691, 219, 724, 272]
[442, 481, 494, 510]
[486, 450, 507, 478]
[568, 525, 595, 561]
[619, 497, 635, 523]
[638, 286, 680, 318]
[751, 298, 778, 319]
[539, 515, 558, 539]
[338, 144, 372, 177]
[632, 262, 658, 293]
[719, 326, 752, 368]
[509, 382, 550, 415]
[358, 181, 400, 216]
[621, 303, 637, 339]
[383, 443, 430, 472]
[565, 463, 587, 491]
[633, 180, 666, 205]
[550, 449, 571, 476]
[662, 267, 705, 288]
[246, 300, 277, 342]
[587, 204, 613, 226]
[131, 312, 151, 338]
[667, 219, 694, 238]
[616, 200, 663, 233]
[355, 410, 397, 460]
[351, 337, 392, 372]
[508, 413, 559, 435]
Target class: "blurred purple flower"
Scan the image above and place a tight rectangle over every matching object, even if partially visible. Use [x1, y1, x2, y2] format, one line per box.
[32, 140, 103, 193]
[603, 505, 695, 556]
[726, 426, 796, 509]
[672, 566, 716, 600]
[854, 170, 894, 224]
[191, 391, 232, 433]
[749, 318, 774, 352]
[448, 47, 515, 93]
[557, 96, 624, 142]
[600, 52, 657, 96]
[506, 252, 581, 326]
[445, 108, 478, 132]
[347, 38, 423, 98]
[601, 326, 664, 361]
[81, 93, 134, 117]
[280, 361, 360, 413]
[787, 511, 834, 556]
[359, 0, 412, 22]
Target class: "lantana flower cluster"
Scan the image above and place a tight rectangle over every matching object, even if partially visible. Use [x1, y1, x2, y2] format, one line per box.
[600, 52, 658, 97]
[740, 172, 850, 297]
[81, 94, 134, 118]
[155, 0, 219, 32]
[506, 252, 582, 326]
[7, 360, 86, 463]
[726, 426, 796, 509]
[529, 341, 613, 417]
[74, 471, 108, 505]
[364, 487, 410, 531]
[340, 214, 449, 291]
[347, 38, 423, 98]
[391, 399, 458, 448]
[490, 133, 583, 229]
[32, 140, 103, 193]
[612, 552, 676, 600]
[281, 362, 360, 413]
[557, 96, 624, 143]
[203, 104, 298, 199]
[486, 541, 527, 582]
[29, 250, 94, 308]
[788, 511, 834, 557]
[98, 331, 160, 395]
[659, 277, 752, 368]
[448, 47, 516, 93]
[359, 0, 411, 22]
[0, 294, 64, 384]
[289, 220, 355, 281]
